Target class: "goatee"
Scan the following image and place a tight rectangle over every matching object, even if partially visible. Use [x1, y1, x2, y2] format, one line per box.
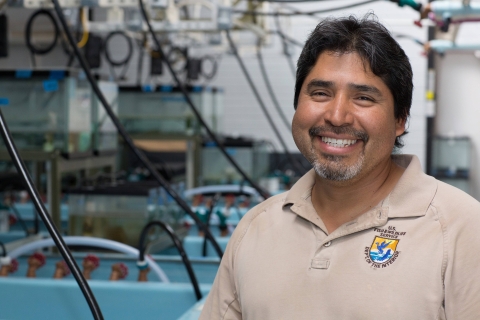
[308, 125, 368, 181]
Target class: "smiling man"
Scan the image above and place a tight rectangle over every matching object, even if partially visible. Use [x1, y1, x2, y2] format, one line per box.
[200, 15, 480, 319]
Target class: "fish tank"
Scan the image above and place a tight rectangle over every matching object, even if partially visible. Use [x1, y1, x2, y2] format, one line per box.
[431, 136, 471, 193]
[68, 181, 186, 247]
[91, 80, 118, 153]
[0, 69, 92, 155]
[201, 137, 269, 185]
[118, 85, 223, 136]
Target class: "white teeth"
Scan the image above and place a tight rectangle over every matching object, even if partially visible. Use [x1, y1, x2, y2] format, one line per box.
[321, 136, 357, 148]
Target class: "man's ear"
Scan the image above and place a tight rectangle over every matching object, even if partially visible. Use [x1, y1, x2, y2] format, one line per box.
[395, 117, 406, 137]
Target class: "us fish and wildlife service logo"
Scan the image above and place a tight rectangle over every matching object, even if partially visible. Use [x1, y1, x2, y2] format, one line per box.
[364, 235, 401, 268]
[370, 236, 398, 263]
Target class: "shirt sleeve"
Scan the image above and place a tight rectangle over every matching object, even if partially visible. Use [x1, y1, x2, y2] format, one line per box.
[199, 230, 242, 320]
[442, 199, 480, 318]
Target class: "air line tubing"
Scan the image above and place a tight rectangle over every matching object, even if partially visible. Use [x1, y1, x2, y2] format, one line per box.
[233, 0, 380, 15]
[138, 221, 202, 301]
[256, 41, 292, 131]
[137, 0, 270, 200]
[274, 15, 297, 78]
[0, 109, 104, 320]
[226, 31, 307, 174]
[50, 0, 224, 259]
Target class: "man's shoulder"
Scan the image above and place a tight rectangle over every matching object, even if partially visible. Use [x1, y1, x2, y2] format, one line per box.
[237, 191, 288, 226]
[228, 192, 289, 245]
[248, 191, 289, 214]
[432, 179, 480, 222]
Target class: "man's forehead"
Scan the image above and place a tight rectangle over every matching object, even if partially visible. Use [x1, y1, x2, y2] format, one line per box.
[313, 50, 373, 75]
[305, 50, 389, 91]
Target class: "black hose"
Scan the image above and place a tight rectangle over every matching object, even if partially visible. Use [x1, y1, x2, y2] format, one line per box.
[284, 44, 297, 78]
[274, 15, 297, 77]
[226, 31, 307, 174]
[104, 31, 133, 80]
[0, 109, 104, 320]
[10, 204, 30, 237]
[25, 9, 59, 55]
[138, 220, 202, 301]
[393, 33, 425, 46]
[63, 11, 82, 67]
[50, 0, 224, 260]
[233, 0, 380, 16]
[201, 55, 218, 80]
[137, 1, 270, 200]
[0, 241, 6, 257]
[167, 47, 188, 73]
[281, 3, 320, 20]
[239, 0, 346, 2]
[104, 31, 133, 66]
[256, 41, 292, 131]
[33, 208, 40, 234]
[270, 30, 304, 48]
[136, 35, 146, 86]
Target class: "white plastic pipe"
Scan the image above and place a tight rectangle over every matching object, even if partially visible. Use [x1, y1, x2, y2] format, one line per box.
[8, 236, 169, 283]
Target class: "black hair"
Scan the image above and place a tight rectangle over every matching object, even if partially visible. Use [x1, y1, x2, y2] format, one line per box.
[294, 14, 413, 148]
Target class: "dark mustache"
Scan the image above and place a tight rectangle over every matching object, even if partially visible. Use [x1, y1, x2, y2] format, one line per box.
[309, 125, 369, 142]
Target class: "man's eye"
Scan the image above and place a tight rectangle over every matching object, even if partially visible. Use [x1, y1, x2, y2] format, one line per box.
[357, 96, 374, 102]
[312, 91, 328, 96]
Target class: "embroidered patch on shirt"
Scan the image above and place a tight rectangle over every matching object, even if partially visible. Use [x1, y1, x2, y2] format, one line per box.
[364, 226, 405, 268]
[370, 237, 398, 262]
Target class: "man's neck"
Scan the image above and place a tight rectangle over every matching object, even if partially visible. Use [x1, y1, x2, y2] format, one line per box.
[311, 157, 405, 234]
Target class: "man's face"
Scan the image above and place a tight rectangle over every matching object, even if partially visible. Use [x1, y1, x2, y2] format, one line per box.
[292, 51, 405, 182]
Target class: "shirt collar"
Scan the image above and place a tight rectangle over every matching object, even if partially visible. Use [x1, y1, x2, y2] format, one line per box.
[384, 154, 438, 218]
[283, 154, 438, 220]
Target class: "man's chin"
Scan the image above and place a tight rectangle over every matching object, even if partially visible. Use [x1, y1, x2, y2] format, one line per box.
[313, 167, 356, 181]
[321, 154, 348, 162]
[312, 157, 364, 182]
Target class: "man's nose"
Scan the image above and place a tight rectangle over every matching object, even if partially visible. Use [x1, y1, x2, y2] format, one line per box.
[323, 94, 354, 127]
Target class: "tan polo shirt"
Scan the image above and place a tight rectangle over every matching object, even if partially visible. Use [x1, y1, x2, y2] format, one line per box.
[200, 155, 480, 319]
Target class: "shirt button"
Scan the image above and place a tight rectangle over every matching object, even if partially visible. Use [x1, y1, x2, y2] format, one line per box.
[324, 241, 332, 247]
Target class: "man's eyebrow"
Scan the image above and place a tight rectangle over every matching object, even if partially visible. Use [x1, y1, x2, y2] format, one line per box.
[348, 83, 383, 96]
[306, 79, 334, 91]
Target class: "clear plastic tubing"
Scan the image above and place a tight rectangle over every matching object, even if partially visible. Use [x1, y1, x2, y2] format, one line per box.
[8, 236, 170, 283]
